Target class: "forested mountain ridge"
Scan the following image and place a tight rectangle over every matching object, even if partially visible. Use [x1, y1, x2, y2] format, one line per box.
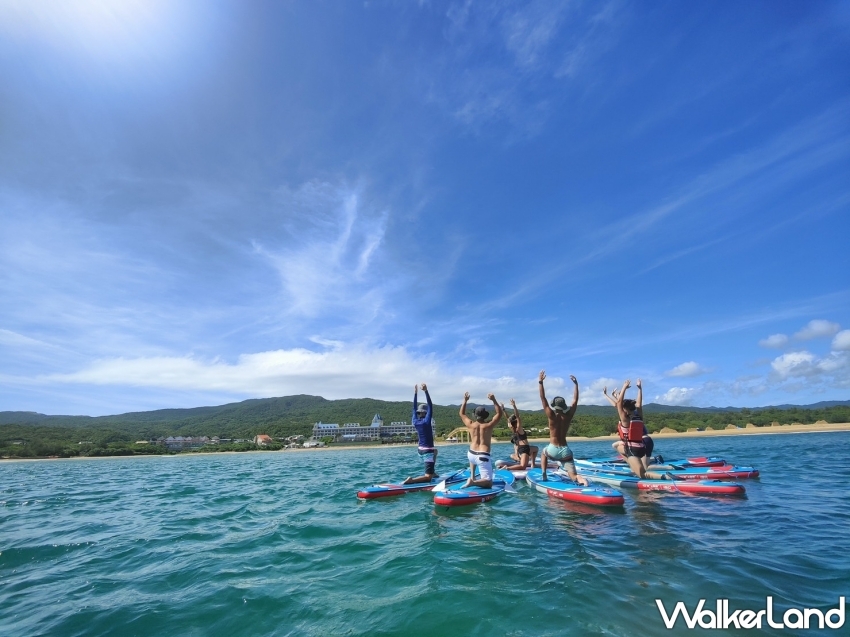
[2, 394, 848, 458]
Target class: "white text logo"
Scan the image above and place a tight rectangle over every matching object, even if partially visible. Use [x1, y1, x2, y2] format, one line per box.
[655, 596, 845, 630]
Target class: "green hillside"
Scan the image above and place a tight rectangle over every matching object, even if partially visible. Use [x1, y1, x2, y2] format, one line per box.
[1, 395, 848, 459]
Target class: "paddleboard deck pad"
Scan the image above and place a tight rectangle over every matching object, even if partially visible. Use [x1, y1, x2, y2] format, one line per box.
[579, 455, 728, 468]
[577, 462, 759, 480]
[525, 468, 624, 507]
[357, 472, 464, 500]
[580, 471, 746, 496]
[433, 469, 515, 507]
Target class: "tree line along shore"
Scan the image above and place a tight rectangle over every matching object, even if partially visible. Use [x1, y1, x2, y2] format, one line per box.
[1, 394, 848, 460]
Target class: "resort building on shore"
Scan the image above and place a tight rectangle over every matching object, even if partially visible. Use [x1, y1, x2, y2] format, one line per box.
[149, 436, 211, 451]
[311, 414, 435, 443]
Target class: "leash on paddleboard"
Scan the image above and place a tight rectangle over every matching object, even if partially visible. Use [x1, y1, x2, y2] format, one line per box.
[665, 472, 682, 493]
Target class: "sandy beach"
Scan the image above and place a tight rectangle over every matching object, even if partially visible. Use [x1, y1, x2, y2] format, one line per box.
[575, 421, 850, 442]
[3, 422, 849, 462]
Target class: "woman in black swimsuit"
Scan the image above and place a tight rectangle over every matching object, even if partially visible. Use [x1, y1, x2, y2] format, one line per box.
[501, 398, 537, 471]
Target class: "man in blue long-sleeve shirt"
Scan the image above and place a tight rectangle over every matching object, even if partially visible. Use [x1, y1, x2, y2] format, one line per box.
[402, 383, 438, 484]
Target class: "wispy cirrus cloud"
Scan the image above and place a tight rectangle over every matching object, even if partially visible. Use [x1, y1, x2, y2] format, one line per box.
[255, 181, 394, 320]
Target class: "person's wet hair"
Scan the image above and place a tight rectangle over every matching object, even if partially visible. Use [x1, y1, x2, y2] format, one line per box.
[623, 399, 637, 411]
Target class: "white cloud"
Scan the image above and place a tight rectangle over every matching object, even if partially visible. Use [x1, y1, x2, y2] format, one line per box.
[43, 343, 564, 409]
[584, 377, 620, 405]
[759, 333, 789, 348]
[793, 319, 840, 340]
[817, 351, 849, 374]
[768, 349, 850, 387]
[655, 387, 696, 406]
[665, 361, 707, 377]
[771, 351, 816, 378]
[832, 329, 850, 351]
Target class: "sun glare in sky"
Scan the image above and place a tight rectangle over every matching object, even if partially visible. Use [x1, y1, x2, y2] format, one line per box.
[0, 1, 847, 415]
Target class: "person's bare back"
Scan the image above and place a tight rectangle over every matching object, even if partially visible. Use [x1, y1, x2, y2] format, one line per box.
[538, 370, 586, 485]
[458, 392, 503, 487]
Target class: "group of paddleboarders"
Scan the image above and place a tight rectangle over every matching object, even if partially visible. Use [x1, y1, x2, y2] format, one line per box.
[402, 372, 656, 487]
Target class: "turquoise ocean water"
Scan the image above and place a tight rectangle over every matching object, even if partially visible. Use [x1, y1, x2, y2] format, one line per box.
[1, 431, 849, 636]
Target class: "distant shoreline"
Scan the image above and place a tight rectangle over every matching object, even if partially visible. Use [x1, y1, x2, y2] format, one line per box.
[2, 422, 849, 463]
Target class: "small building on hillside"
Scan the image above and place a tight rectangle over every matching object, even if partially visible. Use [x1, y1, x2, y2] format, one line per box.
[254, 434, 273, 446]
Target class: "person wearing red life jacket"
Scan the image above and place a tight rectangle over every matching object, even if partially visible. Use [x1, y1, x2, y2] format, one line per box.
[613, 378, 650, 478]
[603, 379, 655, 472]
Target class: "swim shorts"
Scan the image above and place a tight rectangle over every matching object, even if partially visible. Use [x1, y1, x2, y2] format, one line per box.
[517, 444, 531, 456]
[545, 444, 576, 473]
[467, 450, 493, 482]
[418, 447, 436, 475]
[623, 441, 647, 459]
[643, 436, 654, 457]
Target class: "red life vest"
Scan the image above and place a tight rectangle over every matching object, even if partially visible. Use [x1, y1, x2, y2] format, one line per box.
[626, 417, 645, 443]
[619, 417, 645, 444]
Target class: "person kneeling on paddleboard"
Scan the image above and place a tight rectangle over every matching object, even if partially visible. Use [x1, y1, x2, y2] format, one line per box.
[614, 379, 648, 479]
[604, 379, 655, 472]
[403, 383, 438, 485]
[458, 392, 503, 488]
[501, 399, 536, 471]
[539, 370, 588, 485]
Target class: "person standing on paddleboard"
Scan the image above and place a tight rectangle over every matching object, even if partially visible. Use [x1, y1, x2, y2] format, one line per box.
[403, 383, 438, 485]
[539, 370, 587, 484]
[458, 392, 503, 488]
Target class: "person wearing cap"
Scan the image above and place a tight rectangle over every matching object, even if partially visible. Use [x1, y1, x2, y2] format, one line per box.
[458, 391, 503, 488]
[539, 370, 587, 484]
[402, 383, 438, 485]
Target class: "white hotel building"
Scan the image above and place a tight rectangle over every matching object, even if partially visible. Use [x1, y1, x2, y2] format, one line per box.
[311, 414, 436, 443]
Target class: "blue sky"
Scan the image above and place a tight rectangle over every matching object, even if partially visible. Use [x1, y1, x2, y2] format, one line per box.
[1, 0, 848, 416]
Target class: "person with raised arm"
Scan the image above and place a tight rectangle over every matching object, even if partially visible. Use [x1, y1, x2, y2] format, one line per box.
[633, 379, 655, 470]
[539, 371, 587, 484]
[402, 383, 438, 485]
[604, 382, 655, 469]
[614, 379, 649, 478]
[500, 399, 535, 471]
[458, 392, 503, 488]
